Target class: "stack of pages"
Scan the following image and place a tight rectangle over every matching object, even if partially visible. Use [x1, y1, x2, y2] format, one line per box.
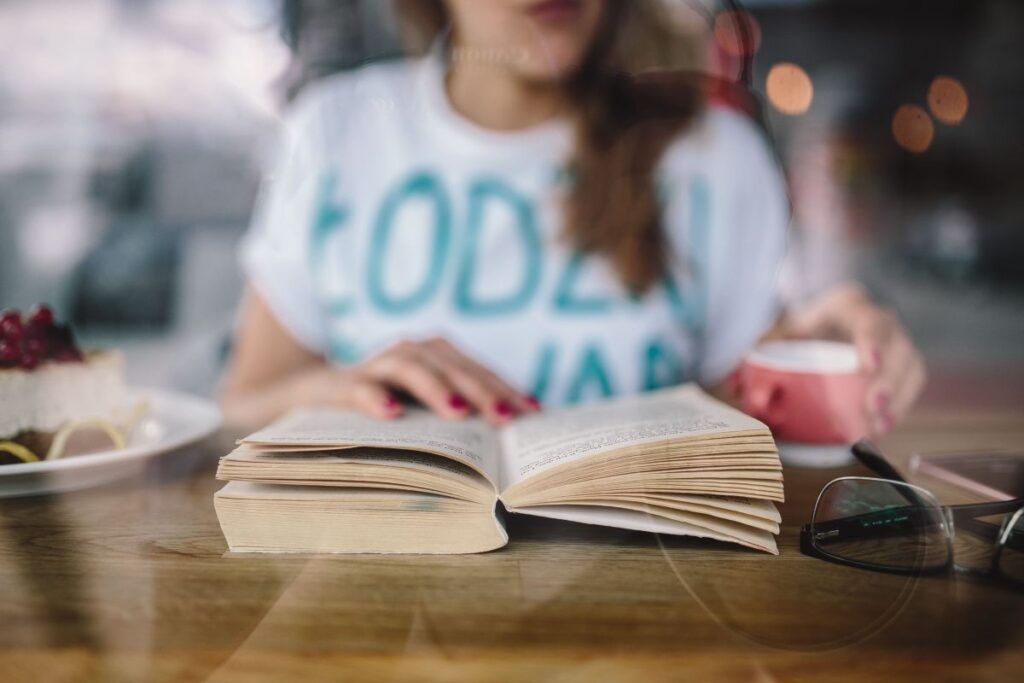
[215, 385, 784, 554]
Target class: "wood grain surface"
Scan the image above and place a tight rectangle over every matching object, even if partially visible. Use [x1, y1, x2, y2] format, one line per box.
[1, 409, 1022, 682]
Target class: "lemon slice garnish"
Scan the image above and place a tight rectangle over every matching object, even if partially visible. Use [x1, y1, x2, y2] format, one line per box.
[0, 442, 40, 463]
[46, 420, 126, 460]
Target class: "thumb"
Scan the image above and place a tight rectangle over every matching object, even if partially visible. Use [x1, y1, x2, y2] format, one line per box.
[345, 377, 404, 419]
[852, 322, 882, 375]
[782, 308, 819, 340]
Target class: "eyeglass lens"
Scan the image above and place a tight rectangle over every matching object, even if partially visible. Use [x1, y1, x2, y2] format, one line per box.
[811, 479, 950, 572]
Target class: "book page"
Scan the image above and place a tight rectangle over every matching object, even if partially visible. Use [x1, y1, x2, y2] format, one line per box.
[506, 503, 778, 554]
[219, 446, 496, 502]
[224, 446, 483, 480]
[242, 409, 500, 485]
[499, 384, 768, 489]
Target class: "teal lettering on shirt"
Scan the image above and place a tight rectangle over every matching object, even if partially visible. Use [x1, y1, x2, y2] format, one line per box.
[554, 251, 616, 314]
[328, 334, 362, 364]
[528, 341, 558, 404]
[551, 164, 575, 187]
[455, 178, 541, 315]
[657, 176, 711, 330]
[367, 171, 451, 314]
[642, 337, 684, 391]
[565, 343, 615, 404]
[309, 170, 353, 315]
[661, 270, 697, 327]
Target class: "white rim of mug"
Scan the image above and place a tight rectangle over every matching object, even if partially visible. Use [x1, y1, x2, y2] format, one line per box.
[745, 340, 860, 374]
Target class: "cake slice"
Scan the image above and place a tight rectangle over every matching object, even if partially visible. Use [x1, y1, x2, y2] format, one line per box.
[0, 305, 140, 464]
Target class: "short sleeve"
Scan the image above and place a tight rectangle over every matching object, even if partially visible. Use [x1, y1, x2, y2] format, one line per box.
[662, 108, 790, 384]
[239, 90, 331, 353]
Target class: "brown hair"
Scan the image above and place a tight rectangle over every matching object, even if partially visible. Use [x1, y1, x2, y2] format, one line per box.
[394, 0, 705, 292]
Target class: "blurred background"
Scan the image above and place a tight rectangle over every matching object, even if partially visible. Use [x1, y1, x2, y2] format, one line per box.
[1, 0, 1022, 411]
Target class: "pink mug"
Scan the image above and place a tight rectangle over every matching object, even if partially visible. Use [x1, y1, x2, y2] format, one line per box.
[739, 340, 869, 445]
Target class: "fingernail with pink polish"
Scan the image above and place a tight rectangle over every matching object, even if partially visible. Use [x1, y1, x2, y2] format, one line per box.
[524, 395, 541, 410]
[494, 400, 514, 418]
[449, 394, 468, 411]
[383, 395, 400, 412]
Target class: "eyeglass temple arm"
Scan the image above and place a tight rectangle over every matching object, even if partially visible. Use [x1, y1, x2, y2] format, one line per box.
[949, 498, 1024, 540]
[853, 441, 957, 517]
[807, 501, 1023, 543]
[853, 442, 1024, 515]
[849, 442, 1023, 540]
[803, 505, 928, 543]
[852, 441, 906, 482]
[850, 441, 939, 515]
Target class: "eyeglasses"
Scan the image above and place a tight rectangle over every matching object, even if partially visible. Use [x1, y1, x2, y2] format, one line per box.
[800, 441, 1024, 586]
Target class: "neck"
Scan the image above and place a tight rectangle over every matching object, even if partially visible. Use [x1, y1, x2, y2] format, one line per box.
[445, 59, 567, 131]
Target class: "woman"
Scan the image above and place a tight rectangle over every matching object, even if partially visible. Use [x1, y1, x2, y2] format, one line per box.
[221, 0, 925, 434]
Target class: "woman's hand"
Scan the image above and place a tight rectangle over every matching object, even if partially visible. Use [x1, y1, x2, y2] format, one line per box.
[299, 337, 539, 425]
[220, 292, 538, 428]
[785, 283, 927, 436]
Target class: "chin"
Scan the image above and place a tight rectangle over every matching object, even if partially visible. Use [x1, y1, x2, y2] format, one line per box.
[517, 44, 588, 82]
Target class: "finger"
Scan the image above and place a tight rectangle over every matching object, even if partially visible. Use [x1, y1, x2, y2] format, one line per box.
[852, 316, 887, 376]
[866, 351, 907, 436]
[426, 355, 507, 421]
[863, 352, 898, 421]
[864, 376, 893, 437]
[367, 348, 467, 419]
[425, 338, 535, 418]
[889, 350, 927, 421]
[866, 339, 924, 436]
[425, 338, 533, 413]
[342, 377, 404, 419]
[863, 356, 902, 436]
[862, 345, 894, 430]
[438, 364, 511, 425]
[412, 342, 501, 417]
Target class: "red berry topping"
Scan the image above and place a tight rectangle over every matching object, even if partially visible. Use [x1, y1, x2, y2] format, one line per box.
[28, 304, 54, 329]
[0, 305, 83, 369]
[23, 337, 45, 356]
[0, 310, 22, 341]
[0, 340, 17, 366]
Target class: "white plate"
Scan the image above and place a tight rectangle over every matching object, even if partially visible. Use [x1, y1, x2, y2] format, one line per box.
[0, 388, 221, 498]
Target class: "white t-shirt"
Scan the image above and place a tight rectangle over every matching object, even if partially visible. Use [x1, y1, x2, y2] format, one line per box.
[241, 53, 789, 406]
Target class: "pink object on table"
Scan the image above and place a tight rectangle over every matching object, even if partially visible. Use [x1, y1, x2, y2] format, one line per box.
[740, 340, 869, 445]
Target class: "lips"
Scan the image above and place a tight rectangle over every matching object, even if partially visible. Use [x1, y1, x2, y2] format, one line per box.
[527, 0, 582, 22]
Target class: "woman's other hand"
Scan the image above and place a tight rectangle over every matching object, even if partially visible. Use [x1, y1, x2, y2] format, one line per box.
[786, 283, 927, 436]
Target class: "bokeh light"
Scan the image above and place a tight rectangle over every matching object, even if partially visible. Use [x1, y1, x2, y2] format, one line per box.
[766, 63, 814, 115]
[928, 76, 969, 125]
[892, 104, 935, 153]
[714, 10, 762, 58]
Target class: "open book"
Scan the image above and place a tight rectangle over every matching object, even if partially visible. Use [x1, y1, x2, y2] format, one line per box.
[214, 385, 784, 555]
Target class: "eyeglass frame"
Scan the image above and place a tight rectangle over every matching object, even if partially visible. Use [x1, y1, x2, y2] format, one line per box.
[799, 440, 1024, 583]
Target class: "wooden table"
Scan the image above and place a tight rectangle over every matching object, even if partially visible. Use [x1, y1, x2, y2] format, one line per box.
[1, 410, 1023, 682]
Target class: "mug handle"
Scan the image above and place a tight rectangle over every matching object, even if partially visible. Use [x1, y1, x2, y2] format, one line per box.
[747, 383, 786, 429]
